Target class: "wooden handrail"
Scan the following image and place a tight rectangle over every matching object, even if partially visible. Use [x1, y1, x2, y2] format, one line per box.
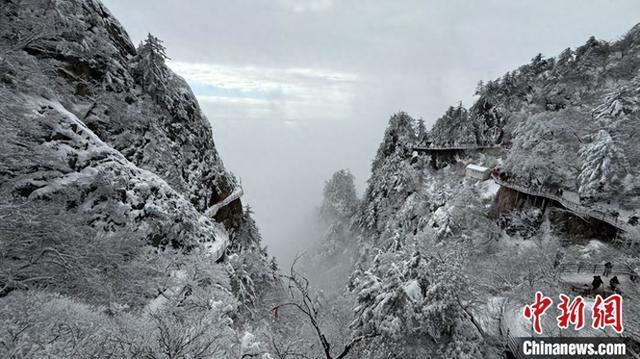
[492, 176, 636, 236]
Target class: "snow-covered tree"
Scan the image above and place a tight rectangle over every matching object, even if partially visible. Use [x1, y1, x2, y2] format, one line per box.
[227, 207, 279, 315]
[577, 130, 629, 199]
[416, 118, 428, 145]
[134, 33, 169, 95]
[359, 112, 420, 233]
[528, 53, 550, 75]
[320, 169, 359, 223]
[503, 110, 584, 189]
[430, 105, 476, 146]
[350, 248, 475, 349]
[593, 79, 640, 125]
[555, 48, 575, 70]
[371, 112, 416, 172]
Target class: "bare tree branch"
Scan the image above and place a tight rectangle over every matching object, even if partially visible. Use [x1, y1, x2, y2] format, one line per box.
[272, 256, 377, 359]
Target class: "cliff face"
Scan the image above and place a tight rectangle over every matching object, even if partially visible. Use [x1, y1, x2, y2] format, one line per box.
[0, 3, 277, 356]
[0, 0, 242, 248]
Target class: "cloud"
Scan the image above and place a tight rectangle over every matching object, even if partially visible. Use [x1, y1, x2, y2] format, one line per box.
[169, 61, 359, 121]
[103, 0, 640, 265]
[278, 0, 335, 13]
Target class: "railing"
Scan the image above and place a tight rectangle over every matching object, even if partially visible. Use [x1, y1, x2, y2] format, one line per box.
[559, 262, 637, 277]
[492, 176, 637, 236]
[413, 144, 501, 151]
[203, 186, 243, 260]
[204, 186, 244, 218]
[505, 331, 523, 359]
[500, 309, 525, 359]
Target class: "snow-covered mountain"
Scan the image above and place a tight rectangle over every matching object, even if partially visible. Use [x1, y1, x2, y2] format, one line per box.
[3, 1, 640, 357]
[0, 1, 277, 357]
[430, 26, 640, 208]
[0, 0, 243, 247]
[304, 23, 640, 359]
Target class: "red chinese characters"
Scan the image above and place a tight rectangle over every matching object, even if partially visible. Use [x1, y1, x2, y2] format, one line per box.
[557, 294, 585, 330]
[523, 291, 553, 334]
[523, 292, 624, 334]
[592, 294, 623, 333]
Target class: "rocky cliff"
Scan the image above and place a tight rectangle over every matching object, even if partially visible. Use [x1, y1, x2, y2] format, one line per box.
[0, 2, 268, 356]
[0, 0, 242, 251]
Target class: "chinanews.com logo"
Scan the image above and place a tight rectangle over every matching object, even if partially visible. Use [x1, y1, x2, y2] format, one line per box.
[512, 291, 628, 358]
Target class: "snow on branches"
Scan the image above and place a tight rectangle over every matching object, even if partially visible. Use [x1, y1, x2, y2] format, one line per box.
[577, 130, 629, 199]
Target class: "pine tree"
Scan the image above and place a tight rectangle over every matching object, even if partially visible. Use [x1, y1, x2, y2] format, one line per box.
[229, 205, 263, 253]
[371, 112, 417, 172]
[134, 33, 169, 94]
[576, 36, 599, 59]
[529, 53, 550, 75]
[556, 48, 574, 70]
[227, 207, 279, 315]
[320, 169, 359, 222]
[501, 72, 515, 92]
[474, 80, 484, 96]
[416, 119, 428, 145]
[577, 130, 629, 199]
[350, 248, 468, 342]
[430, 104, 475, 146]
[593, 79, 640, 124]
[351, 257, 405, 339]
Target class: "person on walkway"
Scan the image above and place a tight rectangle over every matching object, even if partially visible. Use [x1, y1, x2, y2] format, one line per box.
[603, 262, 613, 277]
[610, 276, 620, 293]
[592, 275, 603, 294]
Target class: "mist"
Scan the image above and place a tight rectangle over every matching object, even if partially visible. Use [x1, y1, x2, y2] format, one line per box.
[102, 0, 640, 266]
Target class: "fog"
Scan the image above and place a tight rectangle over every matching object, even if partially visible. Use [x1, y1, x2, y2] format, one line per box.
[103, 0, 640, 266]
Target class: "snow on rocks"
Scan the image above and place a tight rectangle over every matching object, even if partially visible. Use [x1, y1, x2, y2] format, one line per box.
[1, 0, 242, 228]
[0, 94, 226, 249]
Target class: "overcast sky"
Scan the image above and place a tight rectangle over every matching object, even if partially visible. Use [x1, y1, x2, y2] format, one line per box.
[103, 0, 640, 264]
